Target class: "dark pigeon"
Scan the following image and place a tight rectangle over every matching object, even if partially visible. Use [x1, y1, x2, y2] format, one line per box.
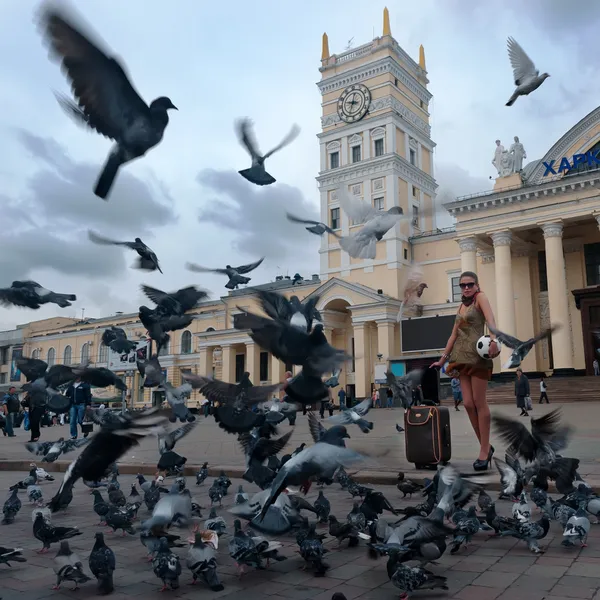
[39, 4, 177, 199]
[72, 366, 126, 391]
[286, 212, 341, 237]
[100, 326, 137, 354]
[88, 230, 162, 272]
[33, 511, 82, 553]
[186, 532, 224, 591]
[89, 532, 115, 595]
[488, 324, 560, 369]
[0, 280, 76, 309]
[153, 537, 182, 591]
[186, 257, 264, 290]
[2, 488, 22, 524]
[256, 289, 322, 333]
[0, 546, 27, 567]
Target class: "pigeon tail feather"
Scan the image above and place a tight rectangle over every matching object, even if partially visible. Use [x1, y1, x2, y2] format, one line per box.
[94, 153, 123, 200]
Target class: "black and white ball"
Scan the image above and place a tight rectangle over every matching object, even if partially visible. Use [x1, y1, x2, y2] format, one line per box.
[476, 335, 501, 359]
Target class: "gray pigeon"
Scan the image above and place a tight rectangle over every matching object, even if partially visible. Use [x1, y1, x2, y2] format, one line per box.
[327, 398, 373, 433]
[0, 280, 76, 309]
[386, 369, 424, 409]
[562, 506, 591, 547]
[286, 212, 341, 237]
[186, 257, 264, 290]
[152, 537, 182, 591]
[88, 532, 115, 595]
[500, 515, 550, 553]
[162, 381, 195, 423]
[137, 354, 164, 388]
[52, 541, 90, 591]
[236, 118, 300, 186]
[505, 37, 550, 106]
[2, 488, 22, 524]
[391, 564, 448, 598]
[88, 230, 162, 272]
[39, 4, 177, 199]
[186, 532, 224, 591]
[488, 324, 559, 369]
[235, 485, 249, 505]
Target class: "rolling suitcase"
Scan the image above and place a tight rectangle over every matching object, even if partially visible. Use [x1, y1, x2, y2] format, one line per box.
[404, 405, 451, 469]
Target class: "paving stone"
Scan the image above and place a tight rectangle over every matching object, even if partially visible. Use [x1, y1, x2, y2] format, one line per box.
[526, 563, 570, 578]
[568, 563, 600, 578]
[452, 584, 503, 600]
[511, 574, 560, 591]
[551, 585, 598, 599]
[471, 570, 519, 588]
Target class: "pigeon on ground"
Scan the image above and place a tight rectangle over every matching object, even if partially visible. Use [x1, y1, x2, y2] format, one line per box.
[89, 532, 115, 595]
[2, 488, 22, 524]
[298, 523, 329, 576]
[153, 537, 182, 591]
[256, 289, 322, 333]
[91, 490, 110, 525]
[208, 482, 224, 507]
[390, 563, 448, 599]
[286, 212, 341, 237]
[104, 506, 135, 536]
[328, 397, 373, 433]
[562, 505, 591, 547]
[386, 370, 424, 410]
[235, 485, 249, 505]
[47, 407, 168, 512]
[0, 546, 27, 567]
[500, 514, 550, 553]
[107, 483, 126, 507]
[0, 280, 76, 309]
[397, 472, 423, 498]
[88, 230, 162, 272]
[196, 463, 209, 486]
[33, 511, 82, 553]
[235, 118, 300, 186]
[488, 324, 560, 369]
[101, 326, 137, 354]
[26, 437, 89, 463]
[505, 37, 550, 107]
[186, 532, 224, 591]
[162, 381, 195, 423]
[52, 541, 90, 591]
[512, 492, 532, 523]
[9, 466, 38, 491]
[27, 484, 44, 506]
[186, 258, 264, 290]
[38, 4, 177, 199]
[141, 492, 192, 533]
[397, 266, 428, 321]
[314, 490, 331, 522]
[205, 507, 227, 536]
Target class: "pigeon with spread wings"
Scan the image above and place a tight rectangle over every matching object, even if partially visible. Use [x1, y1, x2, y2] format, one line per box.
[386, 369, 424, 410]
[236, 118, 300, 186]
[101, 326, 137, 354]
[157, 421, 197, 477]
[256, 289, 322, 333]
[397, 266, 428, 321]
[88, 230, 162, 273]
[238, 430, 293, 489]
[488, 324, 560, 369]
[186, 258, 264, 290]
[0, 281, 76, 310]
[328, 398, 373, 434]
[505, 37, 550, 107]
[38, 3, 177, 199]
[286, 212, 341, 238]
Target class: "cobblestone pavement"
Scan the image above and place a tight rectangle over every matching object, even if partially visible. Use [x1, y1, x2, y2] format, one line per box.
[2, 402, 600, 481]
[1, 470, 600, 600]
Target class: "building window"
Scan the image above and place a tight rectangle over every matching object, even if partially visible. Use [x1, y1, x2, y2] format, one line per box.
[412, 185, 418, 197]
[412, 205, 419, 228]
[373, 197, 385, 211]
[47, 347, 56, 366]
[181, 330, 192, 354]
[538, 251, 548, 292]
[330, 207, 340, 230]
[404, 248, 408, 260]
[0, 347, 8, 365]
[32, 349, 40, 361]
[351, 145, 361, 163]
[259, 351, 269, 381]
[63, 345, 72, 366]
[350, 338, 355, 373]
[450, 276, 462, 302]
[0, 373, 6, 384]
[159, 341, 170, 356]
[206, 327, 215, 332]
[235, 354, 245, 383]
[330, 151, 340, 169]
[584, 242, 600, 286]
[374, 138, 384, 157]
[409, 149, 416, 166]
[98, 343, 108, 363]
[81, 343, 90, 363]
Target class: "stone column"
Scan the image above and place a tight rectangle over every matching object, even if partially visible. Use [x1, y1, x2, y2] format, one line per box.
[376, 319, 395, 362]
[352, 322, 371, 399]
[221, 344, 235, 383]
[541, 222, 574, 371]
[245, 342, 261, 383]
[457, 237, 478, 274]
[491, 230, 517, 370]
[270, 353, 286, 385]
[323, 326, 334, 345]
[198, 346, 212, 377]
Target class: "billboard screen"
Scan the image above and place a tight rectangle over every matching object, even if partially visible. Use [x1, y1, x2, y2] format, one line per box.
[107, 339, 151, 372]
[10, 346, 23, 382]
[401, 315, 455, 352]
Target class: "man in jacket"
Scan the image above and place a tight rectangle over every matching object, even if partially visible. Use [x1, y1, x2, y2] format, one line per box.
[65, 378, 92, 439]
[514, 368, 531, 417]
[2, 386, 20, 437]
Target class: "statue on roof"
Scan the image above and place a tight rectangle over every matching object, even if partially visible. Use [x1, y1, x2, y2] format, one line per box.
[492, 140, 504, 176]
[509, 136, 527, 172]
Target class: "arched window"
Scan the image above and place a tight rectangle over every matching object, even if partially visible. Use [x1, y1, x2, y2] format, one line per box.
[98, 343, 108, 364]
[158, 340, 170, 356]
[31, 349, 40, 360]
[181, 330, 192, 354]
[81, 342, 90, 363]
[47, 347, 56, 366]
[206, 327, 215, 332]
[63, 345, 72, 366]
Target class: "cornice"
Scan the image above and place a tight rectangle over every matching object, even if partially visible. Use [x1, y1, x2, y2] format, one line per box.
[318, 55, 432, 105]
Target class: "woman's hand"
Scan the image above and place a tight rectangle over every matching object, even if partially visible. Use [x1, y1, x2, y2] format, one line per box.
[430, 360, 445, 369]
[489, 340, 500, 358]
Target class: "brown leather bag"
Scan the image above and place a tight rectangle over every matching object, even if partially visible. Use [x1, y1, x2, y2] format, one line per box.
[404, 405, 451, 469]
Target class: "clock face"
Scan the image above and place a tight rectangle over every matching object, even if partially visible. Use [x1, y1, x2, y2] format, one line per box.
[337, 84, 371, 123]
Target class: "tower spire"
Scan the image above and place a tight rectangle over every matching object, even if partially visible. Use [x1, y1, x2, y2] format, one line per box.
[383, 7, 391, 37]
[321, 32, 330, 61]
[419, 44, 426, 70]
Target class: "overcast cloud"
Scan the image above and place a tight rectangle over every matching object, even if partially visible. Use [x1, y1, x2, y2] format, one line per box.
[0, 0, 598, 330]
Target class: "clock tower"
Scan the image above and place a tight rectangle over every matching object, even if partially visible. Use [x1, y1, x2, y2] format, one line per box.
[316, 7, 436, 298]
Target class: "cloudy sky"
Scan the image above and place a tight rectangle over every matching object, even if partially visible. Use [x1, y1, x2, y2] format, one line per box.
[1, 0, 599, 331]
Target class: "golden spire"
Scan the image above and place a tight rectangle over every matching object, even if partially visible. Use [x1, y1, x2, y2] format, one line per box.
[321, 32, 330, 61]
[419, 44, 426, 70]
[383, 7, 391, 37]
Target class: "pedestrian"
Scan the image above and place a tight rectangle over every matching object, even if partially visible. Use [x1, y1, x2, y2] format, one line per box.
[320, 390, 333, 418]
[431, 271, 500, 471]
[1, 386, 20, 437]
[65, 377, 92, 440]
[594, 358, 599, 376]
[515, 368, 531, 417]
[450, 376, 463, 411]
[539, 375, 549, 404]
[337, 387, 346, 409]
[386, 387, 394, 408]
[24, 393, 46, 442]
[375, 389, 381, 408]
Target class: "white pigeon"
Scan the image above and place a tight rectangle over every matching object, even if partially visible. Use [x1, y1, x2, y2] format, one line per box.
[505, 37, 550, 107]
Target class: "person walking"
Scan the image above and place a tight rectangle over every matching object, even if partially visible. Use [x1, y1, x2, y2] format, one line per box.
[320, 389, 334, 418]
[1, 386, 20, 437]
[65, 378, 92, 440]
[431, 271, 500, 471]
[515, 368, 531, 417]
[450, 376, 463, 411]
[386, 387, 394, 408]
[25, 393, 46, 442]
[337, 387, 346, 410]
[594, 358, 599, 376]
[539, 375, 549, 404]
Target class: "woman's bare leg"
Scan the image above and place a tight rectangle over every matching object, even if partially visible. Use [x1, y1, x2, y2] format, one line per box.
[459, 375, 481, 443]
[471, 376, 491, 461]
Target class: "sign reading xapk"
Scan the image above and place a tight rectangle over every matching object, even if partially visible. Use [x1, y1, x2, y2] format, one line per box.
[543, 150, 600, 176]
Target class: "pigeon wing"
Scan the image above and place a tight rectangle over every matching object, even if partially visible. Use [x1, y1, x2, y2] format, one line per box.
[39, 6, 151, 141]
[246, 384, 282, 404]
[166, 421, 197, 447]
[194, 378, 241, 403]
[16, 357, 48, 382]
[492, 414, 537, 462]
[529, 325, 561, 346]
[487, 325, 522, 349]
[88, 230, 135, 248]
[256, 290, 293, 322]
[352, 398, 372, 417]
[0, 288, 32, 308]
[263, 124, 301, 159]
[234, 257, 265, 275]
[286, 213, 320, 227]
[307, 411, 327, 443]
[54, 91, 89, 125]
[185, 263, 227, 275]
[507, 37, 538, 85]
[339, 189, 377, 224]
[530, 408, 563, 440]
[140, 285, 168, 306]
[236, 118, 261, 159]
[253, 430, 293, 460]
[171, 286, 208, 311]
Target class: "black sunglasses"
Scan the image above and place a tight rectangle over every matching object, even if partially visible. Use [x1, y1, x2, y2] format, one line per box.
[459, 282, 476, 290]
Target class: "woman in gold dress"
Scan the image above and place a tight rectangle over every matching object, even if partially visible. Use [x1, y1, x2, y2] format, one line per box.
[431, 271, 500, 471]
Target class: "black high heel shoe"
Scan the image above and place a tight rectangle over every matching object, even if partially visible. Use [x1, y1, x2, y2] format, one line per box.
[473, 445, 494, 471]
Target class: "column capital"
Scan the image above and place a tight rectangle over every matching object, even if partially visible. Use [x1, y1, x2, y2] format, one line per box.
[490, 230, 512, 247]
[456, 236, 478, 253]
[540, 221, 564, 239]
[376, 318, 397, 325]
[480, 253, 495, 264]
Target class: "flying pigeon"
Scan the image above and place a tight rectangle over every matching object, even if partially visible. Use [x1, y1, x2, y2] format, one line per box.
[386, 369, 424, 410]
[256, 289, 322, 332]
[487, 324, 560, 369]
[0, 280, 76, 309]
[307, 411, 351, 448]
[328, 397, 373, 433]
[162, 381, 195, 422]
[236, 118, 300, 186]
[38, 4, 177, 199]
[88, 230, 162, 272]
[397, 266, 428, 321]
[505, 37, 550, 107]
[186, 258, 264, 290]
[137, 354, 164, 388]
[286, 212, 341, 237]
[101, 326, 137, 354]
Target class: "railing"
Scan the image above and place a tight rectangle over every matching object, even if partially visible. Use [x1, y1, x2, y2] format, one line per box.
[335, 42, 374, 64]
[410, 226, 456, 240]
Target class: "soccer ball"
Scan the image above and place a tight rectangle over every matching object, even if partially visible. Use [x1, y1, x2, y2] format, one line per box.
[476, 335, 502, 359]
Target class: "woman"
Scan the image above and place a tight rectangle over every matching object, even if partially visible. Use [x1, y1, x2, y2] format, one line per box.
[539, 375, 549, 404]
[431, 271, 500, 471]
[515, 368, 531, 416]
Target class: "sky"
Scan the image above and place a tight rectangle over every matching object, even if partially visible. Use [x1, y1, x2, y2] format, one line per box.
[1, 0, 599, 332]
